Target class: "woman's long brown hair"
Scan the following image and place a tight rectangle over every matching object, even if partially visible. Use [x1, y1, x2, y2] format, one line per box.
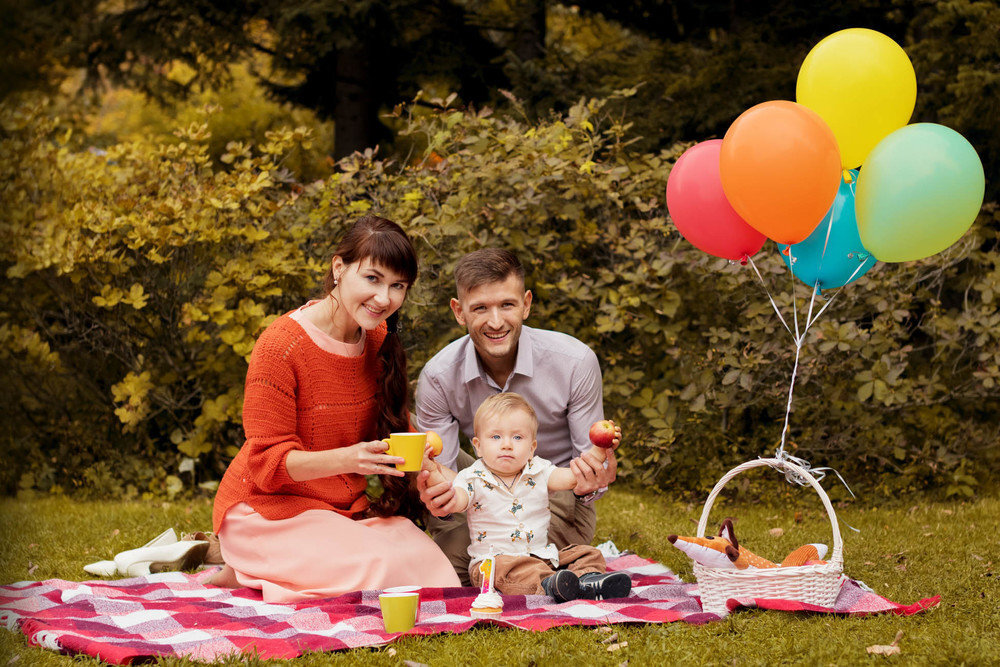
[322, 215, 422, 523]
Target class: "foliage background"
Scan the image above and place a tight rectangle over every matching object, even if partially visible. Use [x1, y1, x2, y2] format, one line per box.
[1, 0, 998, 500]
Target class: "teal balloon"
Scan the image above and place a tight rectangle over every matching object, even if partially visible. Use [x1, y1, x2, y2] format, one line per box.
[779, 171, 876, 290]
[856, 123, 985, 262]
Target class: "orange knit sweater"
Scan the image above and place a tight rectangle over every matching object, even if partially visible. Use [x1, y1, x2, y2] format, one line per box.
[212, 314, 388, 532]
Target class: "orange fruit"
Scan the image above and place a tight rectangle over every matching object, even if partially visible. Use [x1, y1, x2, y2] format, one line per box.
[426, 431, 443, 457]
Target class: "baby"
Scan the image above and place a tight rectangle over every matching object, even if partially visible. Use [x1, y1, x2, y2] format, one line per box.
[422, 392, 631, 602]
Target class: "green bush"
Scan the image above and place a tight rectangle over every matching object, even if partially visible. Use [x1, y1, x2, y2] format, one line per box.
[2, 93, 997, 500]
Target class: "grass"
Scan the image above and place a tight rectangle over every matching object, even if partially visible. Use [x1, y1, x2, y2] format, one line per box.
[1, 485, 997, 666]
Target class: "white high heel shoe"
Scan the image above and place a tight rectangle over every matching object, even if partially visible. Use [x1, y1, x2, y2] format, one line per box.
[114, 539, 210, 577]
[83, 528, 178, 577]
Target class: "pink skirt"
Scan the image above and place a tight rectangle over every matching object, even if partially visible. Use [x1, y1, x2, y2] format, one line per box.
[218, 502, 460, 602]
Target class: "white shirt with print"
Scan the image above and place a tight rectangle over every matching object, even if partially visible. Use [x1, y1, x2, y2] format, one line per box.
[453, 456, 559, 567]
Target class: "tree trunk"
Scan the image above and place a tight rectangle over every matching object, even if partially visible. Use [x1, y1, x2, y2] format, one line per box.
[333, 44, 378, 159]
[511, 0, 546, 62]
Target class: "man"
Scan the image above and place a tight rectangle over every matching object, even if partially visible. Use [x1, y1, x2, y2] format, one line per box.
[416, 248, 617, 584]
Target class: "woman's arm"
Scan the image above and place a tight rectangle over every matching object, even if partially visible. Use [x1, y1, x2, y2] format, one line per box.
[286, 441, 406, 481]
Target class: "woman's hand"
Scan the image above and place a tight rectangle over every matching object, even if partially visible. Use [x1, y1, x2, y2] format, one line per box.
[348, 440, 406, 477]
[287, 440, 405, 481]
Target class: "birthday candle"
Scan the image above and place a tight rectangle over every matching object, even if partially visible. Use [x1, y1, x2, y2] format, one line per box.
[478, 553, 496, 594]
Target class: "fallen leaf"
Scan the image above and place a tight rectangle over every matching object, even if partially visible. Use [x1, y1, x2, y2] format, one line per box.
[402, 661, 428, 667]
[7, 654, 20, 664]
[941, 509, 953, 516]
[27, 562, 38, 577]
[922, 532, 934, 537]
[639, 502, 645, 511]
[864, 561, 875, 566]
[971, 554, 983, 561]
[385, 648, 396, 656]
[602, 632, 619, 644]
[607, 642, 628, 652]
[619, 662, 629, 667]
[769, 527, 784, 537]
[593, 626, 614, 633]
[794, 511, 803, 523]
[27, 544, 37, 550]
[895, 563, 907, 572]
[907, 505, 918, 515]
[866, 630, 903, 656]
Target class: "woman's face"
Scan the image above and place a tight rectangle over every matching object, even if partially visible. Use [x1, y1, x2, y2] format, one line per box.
[332, 256, 410, 331]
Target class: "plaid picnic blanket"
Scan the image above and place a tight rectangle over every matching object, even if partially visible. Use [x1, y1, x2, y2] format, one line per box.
[0, 554, 938, 664]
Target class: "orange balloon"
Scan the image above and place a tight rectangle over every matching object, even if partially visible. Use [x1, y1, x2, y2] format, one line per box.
[720, 101, 842, 245]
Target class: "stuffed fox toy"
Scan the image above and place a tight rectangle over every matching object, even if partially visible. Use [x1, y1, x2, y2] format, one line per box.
[668, 518, 828, 571]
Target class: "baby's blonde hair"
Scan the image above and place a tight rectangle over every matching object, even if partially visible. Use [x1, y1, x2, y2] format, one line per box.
[473, 392, 538, 438]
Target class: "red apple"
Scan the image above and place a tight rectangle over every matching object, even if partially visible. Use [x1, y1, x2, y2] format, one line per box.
[588, 420, 617, 449]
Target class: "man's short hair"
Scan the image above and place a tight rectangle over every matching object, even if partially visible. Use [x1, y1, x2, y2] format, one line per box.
[473, 392, 538, 438]
[454, 248, 525, 296]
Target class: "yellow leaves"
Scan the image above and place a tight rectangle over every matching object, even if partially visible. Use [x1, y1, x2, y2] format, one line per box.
[122, 283, 148, 309]
[92, 285, 124, 308]
[111, 370, 155, 431]
[93, 283, 147, 309]
[173, 122, 211, 143]
[0, 324, 63, 371]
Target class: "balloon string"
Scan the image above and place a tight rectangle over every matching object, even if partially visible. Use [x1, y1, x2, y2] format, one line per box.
[746, 255, 793, 338]
[777, 259, 820, 457]
[745, 245, 860, 514]
[806, 258, 869, 329]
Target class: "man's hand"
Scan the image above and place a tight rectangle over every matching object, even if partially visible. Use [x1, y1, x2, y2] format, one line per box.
[416, 469, 457, 517]
[570, 447, 617, 496]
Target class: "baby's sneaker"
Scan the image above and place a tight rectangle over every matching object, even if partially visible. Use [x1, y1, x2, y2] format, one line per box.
[578, 571, 631, 600]
[541, 569, 581, 602]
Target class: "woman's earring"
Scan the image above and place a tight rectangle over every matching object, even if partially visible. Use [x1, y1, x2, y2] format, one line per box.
[333, 276, 339, 288]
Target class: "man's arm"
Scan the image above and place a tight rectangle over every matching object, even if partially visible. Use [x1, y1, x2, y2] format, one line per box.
[415, 369, 463, 472]
[565, 347, 618, 494]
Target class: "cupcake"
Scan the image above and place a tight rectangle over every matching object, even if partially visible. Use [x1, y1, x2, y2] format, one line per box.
[470, 590, 504, 619]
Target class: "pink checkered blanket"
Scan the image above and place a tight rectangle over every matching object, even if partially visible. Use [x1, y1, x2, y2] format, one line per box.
[0, 554, 937, 664]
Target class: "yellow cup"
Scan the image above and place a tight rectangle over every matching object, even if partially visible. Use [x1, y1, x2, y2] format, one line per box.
[379, 592, 419, 633]
[381, 432, 427, 472]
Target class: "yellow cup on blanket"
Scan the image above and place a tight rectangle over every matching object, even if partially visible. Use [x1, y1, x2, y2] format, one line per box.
[379, 592, 419, 633]
[381, 433, 427, 472]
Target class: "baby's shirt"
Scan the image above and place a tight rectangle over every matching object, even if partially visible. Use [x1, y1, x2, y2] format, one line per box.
[453, 456, 559, 567]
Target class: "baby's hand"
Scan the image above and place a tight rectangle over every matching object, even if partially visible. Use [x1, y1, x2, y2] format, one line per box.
[421, 445, 449, 487]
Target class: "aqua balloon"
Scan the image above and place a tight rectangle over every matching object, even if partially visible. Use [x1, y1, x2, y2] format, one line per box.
[856, 123, 985, 262]
[779, 171, 876, 290]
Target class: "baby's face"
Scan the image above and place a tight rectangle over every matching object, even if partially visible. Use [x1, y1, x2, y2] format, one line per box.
[473, 408, 537, 477]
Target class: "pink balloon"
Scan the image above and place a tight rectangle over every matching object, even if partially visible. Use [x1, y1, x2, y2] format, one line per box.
[666, 140, 766, 261]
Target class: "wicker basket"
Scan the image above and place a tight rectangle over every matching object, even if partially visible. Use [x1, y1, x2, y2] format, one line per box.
[692, 458, 845, 616]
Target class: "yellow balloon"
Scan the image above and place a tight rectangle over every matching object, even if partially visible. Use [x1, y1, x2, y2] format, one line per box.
[796, 28, 916, 169]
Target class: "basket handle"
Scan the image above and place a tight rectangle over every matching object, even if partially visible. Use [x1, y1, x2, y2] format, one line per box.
[696, 458, 843, 566]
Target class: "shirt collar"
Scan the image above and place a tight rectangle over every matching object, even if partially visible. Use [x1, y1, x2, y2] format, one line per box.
[471, 456, 541, 489]
[461, 326, 536, 387]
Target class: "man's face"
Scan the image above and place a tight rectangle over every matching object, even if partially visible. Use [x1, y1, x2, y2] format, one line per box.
[450, 274, 532, 365]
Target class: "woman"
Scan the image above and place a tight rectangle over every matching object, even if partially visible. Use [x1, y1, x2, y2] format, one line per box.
[210, 215, 460, 602]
